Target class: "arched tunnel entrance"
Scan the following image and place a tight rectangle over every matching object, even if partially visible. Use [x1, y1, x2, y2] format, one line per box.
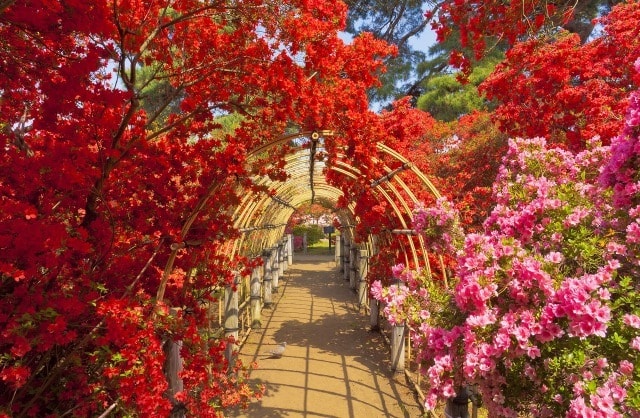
[226, 130, 444, 273]
[176, 130, 450, 416]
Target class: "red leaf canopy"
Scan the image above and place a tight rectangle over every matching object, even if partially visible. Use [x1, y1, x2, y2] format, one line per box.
[0, 0, 394, 416]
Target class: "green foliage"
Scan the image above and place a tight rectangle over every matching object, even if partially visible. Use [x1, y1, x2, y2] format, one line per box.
[416, 55, 502, 121]
[137, 63, 184, 129]
[344, 0, 430, 103]
[211, 113, 244, 138]
[292, 224, 325, 246]
[343, 0, 618, 105]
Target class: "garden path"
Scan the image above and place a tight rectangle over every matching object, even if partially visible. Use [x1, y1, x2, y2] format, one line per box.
[228, 253, 423, 418]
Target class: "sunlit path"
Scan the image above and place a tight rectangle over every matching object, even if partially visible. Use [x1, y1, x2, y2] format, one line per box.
[229, 254, 422, 418]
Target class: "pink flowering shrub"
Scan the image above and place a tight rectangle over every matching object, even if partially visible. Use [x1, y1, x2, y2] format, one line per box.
[373, 58, 640, 417]
[452, 136, 640, 417]
[372, 264, 462, 327]
[371, 263, 466, 410]
[413, 197, 464, 254]
[601, 58, 640, 278]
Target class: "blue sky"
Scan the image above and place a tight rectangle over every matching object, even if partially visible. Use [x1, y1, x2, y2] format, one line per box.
[339, 25, 437, 54]
[409, 27, 437, 53]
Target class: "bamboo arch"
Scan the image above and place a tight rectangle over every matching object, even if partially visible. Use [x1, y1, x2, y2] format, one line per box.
[222, 130, 444, 279]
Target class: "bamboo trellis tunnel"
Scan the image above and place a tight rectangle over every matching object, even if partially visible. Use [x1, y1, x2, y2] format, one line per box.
[165, 130, 467, 417]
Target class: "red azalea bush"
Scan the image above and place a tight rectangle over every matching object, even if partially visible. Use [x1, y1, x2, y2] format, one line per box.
[479, 1, 640, 151]
[0, 0, 396, 416]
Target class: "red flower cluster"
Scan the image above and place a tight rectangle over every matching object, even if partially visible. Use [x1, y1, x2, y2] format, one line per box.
[0, 0, 395, 416]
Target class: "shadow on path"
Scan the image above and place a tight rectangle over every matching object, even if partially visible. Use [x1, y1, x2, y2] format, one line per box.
[227, 254, 422, 418]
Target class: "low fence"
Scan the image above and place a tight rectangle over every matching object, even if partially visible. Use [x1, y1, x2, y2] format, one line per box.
[165, 235, 293, 417]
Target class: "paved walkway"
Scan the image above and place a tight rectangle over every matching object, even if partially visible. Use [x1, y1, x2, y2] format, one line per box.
[228, 253, 422, 418]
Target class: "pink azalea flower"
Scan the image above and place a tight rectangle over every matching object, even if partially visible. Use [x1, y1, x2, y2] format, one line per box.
[626, 221, 640, 243]
[391, 263, 405, 279]
[568, 397, 597, 418]
[370, 280, 382, 297]
[623, 314, 640, 329]
[619, 360, 634, 376]
[544, 251, 564, 264]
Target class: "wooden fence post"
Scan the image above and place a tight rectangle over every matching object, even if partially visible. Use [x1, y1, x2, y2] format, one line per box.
[339, 235, 345, 269]
[271, 246, 280, 293]
[287, 234, 293, 265]
[391, 276, 407, 372]
[334, 235, 341, 267]
[262, 250, 273, 307]
[224, 274, 240, 373]
[250, 264, 262, 328]
[343, 239, 350, 281]
[164, 308, 185, 417]
[391, 322, 406, 373]
[349, 245, 358, 290]
[278, 240, 285, 277]
[445, 386, 471, 418]
[357, 249, 369, 308]
[282, 237, 288, 271]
